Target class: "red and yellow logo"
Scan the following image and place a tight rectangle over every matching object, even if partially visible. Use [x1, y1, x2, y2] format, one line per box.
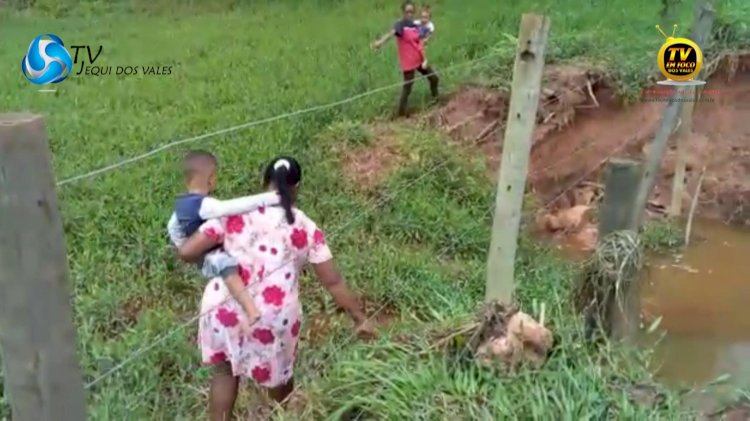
[656, 24, 703, 83]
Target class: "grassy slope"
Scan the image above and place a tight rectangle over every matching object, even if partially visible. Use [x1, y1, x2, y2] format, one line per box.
[1, 0, 749, 418]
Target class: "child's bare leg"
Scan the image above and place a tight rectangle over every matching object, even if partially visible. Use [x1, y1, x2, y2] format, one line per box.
[222, 270, 261, 324]
[212, 253, 261, 327]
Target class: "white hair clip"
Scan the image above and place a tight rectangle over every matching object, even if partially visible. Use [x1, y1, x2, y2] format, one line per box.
[273, 159, 291, 170]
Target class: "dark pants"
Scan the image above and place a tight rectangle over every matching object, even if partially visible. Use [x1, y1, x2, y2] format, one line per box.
[398, 65, 439, 116]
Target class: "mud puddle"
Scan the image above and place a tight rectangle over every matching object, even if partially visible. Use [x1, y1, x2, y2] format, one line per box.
[638, 219, 750, 403]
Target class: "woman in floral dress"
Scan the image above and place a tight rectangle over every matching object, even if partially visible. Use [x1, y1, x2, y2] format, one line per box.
[178, 156, 376, 420]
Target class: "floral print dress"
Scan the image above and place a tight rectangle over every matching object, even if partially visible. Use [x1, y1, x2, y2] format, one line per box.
[197, 205, 331, 388]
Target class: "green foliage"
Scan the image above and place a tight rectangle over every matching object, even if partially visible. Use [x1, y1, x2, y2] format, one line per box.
[323, 121, 372, 147]
[296, 245, 687, 420]
[641, 218, 685, 253]
[1, 0, 748, 418]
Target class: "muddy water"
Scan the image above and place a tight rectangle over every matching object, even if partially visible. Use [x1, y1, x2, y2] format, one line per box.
[639, 219, 750, 394]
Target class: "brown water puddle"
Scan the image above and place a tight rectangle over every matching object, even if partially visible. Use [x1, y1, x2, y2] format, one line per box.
[638, 219, 750, 392]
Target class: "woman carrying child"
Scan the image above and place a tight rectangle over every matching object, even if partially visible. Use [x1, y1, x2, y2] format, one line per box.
[177, 156, 377, 420]
[371, 1, 439, 117]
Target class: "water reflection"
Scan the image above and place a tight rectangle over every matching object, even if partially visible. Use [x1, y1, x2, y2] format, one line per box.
[639, 219, 750, 389]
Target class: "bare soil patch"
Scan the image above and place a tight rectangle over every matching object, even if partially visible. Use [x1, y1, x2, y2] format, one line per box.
[339, 124, 406, 191]
[429, 57, 750, 247]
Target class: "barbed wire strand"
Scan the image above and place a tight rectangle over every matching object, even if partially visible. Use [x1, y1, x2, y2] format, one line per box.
[56, 52, 505, 188]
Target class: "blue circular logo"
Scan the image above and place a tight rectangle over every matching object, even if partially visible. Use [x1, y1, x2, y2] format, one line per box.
[21, 34, 73, 85]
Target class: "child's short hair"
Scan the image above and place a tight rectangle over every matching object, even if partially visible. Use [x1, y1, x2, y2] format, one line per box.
[182, 150, 217, 180]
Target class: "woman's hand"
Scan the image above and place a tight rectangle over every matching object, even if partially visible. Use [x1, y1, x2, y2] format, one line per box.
[177, 231, 219, 262]
[239, 312, 261, 339]
[372, 30, 394, 51]
[313, 259, 377, 340]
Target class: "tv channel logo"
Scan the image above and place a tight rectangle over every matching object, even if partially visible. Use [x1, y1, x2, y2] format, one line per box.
[655, 24, 705, 86]
[21, 34, 73, 85]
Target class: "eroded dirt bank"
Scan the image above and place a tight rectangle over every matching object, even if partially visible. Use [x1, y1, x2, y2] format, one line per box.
[431, 54, 750, 249]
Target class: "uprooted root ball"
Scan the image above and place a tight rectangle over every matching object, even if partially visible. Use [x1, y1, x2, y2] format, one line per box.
[432, 301, 554, 372]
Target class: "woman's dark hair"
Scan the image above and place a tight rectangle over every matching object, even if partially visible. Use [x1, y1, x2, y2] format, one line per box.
[263, 156, 302, 224]
[401, 1, 414, 11]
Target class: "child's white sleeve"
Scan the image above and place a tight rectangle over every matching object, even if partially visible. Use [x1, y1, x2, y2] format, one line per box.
[167, 212, 186, 247]
[428, 22, 435, 33]
[199, 192, 280, 220]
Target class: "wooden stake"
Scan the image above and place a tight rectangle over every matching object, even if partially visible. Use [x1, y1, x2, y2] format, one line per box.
[631, 98, 684, 229]
[669, 93, 695, 217]
[669, 0, 716, 217]
[685, 166, 707, 246]
[598, 159, 643, 341]
[599, 159, 643, 238]
[485, 14, 550, 303]
[0, 114, 87, 421]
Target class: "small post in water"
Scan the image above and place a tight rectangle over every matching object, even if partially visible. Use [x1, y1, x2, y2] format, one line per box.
[485, 14, 550, 303]
[599, 159, 642, 238]
[598, 159, 643, 340]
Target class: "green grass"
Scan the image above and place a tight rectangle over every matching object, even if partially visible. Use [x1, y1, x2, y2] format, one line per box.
[1, 0, 750, 419]
[642, 218, 686, 253]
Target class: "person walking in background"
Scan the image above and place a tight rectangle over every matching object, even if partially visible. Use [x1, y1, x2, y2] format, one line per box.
[371, 1, 439, 117]
[177, 156, 377, 420]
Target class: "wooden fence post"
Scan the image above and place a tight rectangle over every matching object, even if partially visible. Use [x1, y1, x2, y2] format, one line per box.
[631, 98, 684, 229]
[0, 114, 87, 421]
[598, 159, 643, 340]
[599, 159, 642, 237]
[669, 0, 716, 217]
[486, 14, 550, 303]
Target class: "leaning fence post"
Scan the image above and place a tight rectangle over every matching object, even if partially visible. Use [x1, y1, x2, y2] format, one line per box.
[0, 113, 87, 421]
[669, 0, 716, 217]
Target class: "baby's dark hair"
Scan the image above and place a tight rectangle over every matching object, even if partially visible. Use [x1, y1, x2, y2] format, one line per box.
[182, 149, 217, 181]
[422, 4, 431, 14]
[263, 156, 301, 224]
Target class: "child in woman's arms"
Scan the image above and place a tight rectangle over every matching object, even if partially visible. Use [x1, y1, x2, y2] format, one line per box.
[416, 5, 434, 67]
[167, 150, 279, 328]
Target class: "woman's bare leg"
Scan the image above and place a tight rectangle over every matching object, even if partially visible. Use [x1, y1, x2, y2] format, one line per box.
[267, 377, 294, 404]
[209, 363, 239, 421]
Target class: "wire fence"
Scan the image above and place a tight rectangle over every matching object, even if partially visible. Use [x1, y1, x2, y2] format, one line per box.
[55, 51, 505, 187]
[267, 129, 642, 416]
[86, 76, 640, 401]
[26, 36, 650, 415]
[80, 51, 518, 389]
[123, 125, 635, 415]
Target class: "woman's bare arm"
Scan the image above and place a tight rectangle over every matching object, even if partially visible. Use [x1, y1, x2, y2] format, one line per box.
[177, 231, 217, 263]
[312, 260, 367, 324]
[372, 29, 395, 49]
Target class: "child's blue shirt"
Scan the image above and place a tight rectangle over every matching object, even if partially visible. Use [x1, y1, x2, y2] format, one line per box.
[174, 193, 207, 237]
